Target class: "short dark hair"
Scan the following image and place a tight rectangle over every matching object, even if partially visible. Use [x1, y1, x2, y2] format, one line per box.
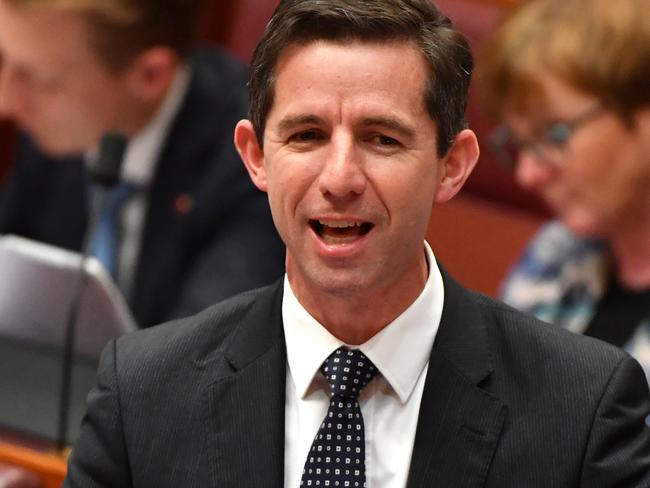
[248, 0, 473, 156]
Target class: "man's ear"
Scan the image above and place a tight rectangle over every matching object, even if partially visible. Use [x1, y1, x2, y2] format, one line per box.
[234, 119, 268, 192]
[125, 46, 179, 103]
[434, 129, 480, 203]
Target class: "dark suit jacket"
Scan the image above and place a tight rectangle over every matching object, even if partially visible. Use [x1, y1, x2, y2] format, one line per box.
[64, 271, 650, 487]
[0, 47, 285, 328]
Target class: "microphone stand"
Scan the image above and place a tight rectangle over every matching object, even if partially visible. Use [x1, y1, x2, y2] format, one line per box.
[55, 191, 108, 453]
[55, 133, 127, 453]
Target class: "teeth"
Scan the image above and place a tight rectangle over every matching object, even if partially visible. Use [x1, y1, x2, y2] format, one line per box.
[318, 220, 362, 228]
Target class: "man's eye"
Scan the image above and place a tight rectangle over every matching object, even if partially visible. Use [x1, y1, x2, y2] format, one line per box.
[289, 130, 320, 142]
[368, 134, 400, 148]
[12, 67, 61, 92]
[378, 135, 398, 146]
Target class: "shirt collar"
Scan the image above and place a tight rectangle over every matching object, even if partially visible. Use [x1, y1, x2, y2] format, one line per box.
[283, 241, 444, 403]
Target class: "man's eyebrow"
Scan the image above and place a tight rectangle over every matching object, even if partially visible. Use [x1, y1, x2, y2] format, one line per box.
[277, 114, 327, 133]
[361, 117, 416, 138]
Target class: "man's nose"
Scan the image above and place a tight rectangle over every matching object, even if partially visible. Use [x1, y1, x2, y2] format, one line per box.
[317, 137, 367, 199]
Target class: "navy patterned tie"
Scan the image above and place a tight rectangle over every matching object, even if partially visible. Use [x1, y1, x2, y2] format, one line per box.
[301, 347, 378, 487]
[88, 182, 139, 279]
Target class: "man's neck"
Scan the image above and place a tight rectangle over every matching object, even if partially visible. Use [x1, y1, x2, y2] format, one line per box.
[287, 253, 429, 345]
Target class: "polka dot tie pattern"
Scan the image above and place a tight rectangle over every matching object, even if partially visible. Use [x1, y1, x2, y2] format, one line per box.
[300, 347, 378, 487]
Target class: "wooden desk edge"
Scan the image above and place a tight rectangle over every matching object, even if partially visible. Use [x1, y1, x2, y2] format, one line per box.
[0, 441, 67, 487]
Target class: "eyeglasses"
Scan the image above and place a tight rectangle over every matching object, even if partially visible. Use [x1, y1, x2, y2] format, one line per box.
[489, 104, 606, 171]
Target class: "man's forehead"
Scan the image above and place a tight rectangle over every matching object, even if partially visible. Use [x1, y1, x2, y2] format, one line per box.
[268, 39, 431, 124]
[0, 4, 87, 51]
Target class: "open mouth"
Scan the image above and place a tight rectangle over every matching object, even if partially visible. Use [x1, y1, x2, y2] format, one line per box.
[309, 219, 374, 244]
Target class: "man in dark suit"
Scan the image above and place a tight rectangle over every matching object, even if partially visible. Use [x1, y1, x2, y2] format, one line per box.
[0, 0, 285, 327]
[64, 1, 650, 486]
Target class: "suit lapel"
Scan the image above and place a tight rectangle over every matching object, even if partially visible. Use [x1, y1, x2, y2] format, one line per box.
[407, 270, 506, 488]
[205, 282, 287, 486]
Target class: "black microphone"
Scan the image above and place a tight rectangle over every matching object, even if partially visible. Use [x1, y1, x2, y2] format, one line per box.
[88, 133, 128, 187]
[56, 132, 127, 452]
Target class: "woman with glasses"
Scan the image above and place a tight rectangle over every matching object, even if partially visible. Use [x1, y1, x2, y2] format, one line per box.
[478, 0, 650, 384]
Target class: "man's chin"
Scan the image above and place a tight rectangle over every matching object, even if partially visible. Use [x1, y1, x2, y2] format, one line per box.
[291, 267, 371, 299]
[31, 134, 87, 157]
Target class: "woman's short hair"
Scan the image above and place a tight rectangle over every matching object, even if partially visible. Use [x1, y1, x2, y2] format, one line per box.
[479, 0, 650, 120]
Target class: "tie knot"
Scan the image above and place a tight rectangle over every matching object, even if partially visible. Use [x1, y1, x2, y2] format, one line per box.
[321, 347, 377, 399]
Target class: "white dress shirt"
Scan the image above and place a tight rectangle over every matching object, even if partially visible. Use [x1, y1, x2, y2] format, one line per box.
[283, 241, 444, 488]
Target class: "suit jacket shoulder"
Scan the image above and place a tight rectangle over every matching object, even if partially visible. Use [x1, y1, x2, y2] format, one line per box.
[117, 280, 284, 380]
[410, 271, 650, 487]
[65, 281, 287, 488]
